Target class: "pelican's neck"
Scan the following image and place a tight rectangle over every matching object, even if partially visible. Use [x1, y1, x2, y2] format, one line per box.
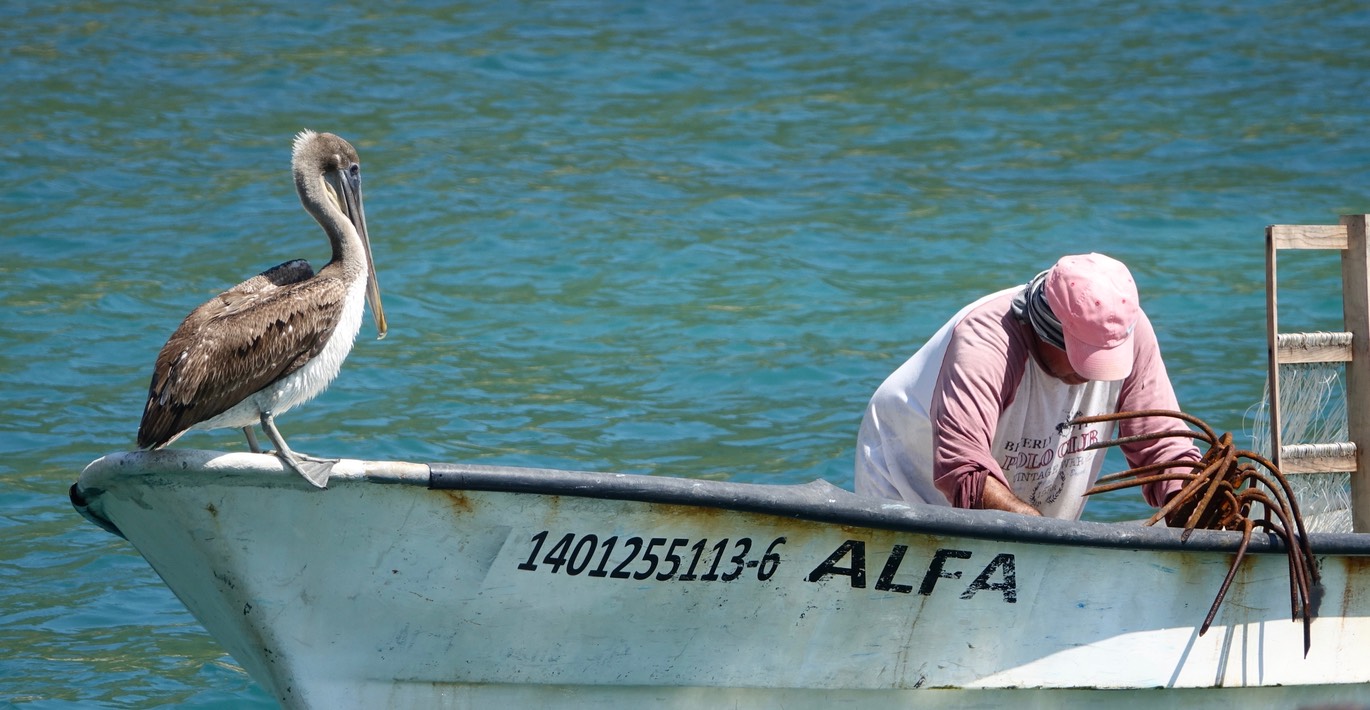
[296, 172, 366, 280]
[322, 211, 366, 278]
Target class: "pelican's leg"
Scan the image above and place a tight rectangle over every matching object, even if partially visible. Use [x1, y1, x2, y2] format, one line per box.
[242, 427, 262, 453]
[259, 411, 335, 489]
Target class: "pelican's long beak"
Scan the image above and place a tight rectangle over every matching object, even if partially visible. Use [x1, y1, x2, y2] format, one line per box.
[335, 166, 387, 339]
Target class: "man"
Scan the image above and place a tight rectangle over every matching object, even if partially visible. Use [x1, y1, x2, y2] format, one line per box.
[854, 253, 1198, 519]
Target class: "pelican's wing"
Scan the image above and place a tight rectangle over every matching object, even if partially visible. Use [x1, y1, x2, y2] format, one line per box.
[137, 260, 347, 448]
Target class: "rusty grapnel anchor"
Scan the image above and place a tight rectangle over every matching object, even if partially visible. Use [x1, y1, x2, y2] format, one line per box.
[1070, 409, 1322, 656]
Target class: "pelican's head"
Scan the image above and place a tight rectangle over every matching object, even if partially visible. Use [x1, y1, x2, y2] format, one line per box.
[292, 129, 387, 339]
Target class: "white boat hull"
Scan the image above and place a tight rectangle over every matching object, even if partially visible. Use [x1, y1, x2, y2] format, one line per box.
[72, 451, 1370, 708]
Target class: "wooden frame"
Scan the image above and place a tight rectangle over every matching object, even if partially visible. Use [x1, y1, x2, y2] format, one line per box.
[1265, 215, 1370, 532]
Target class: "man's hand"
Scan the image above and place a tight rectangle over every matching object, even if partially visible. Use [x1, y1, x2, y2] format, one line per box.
[980, 475, 1042, 516]
[1163, 487, 1196, 528]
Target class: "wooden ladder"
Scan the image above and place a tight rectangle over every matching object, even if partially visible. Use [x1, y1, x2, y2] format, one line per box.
[1266, 215, 1370, 532]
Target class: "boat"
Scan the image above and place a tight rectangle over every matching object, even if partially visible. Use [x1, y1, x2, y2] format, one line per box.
[70, 449, 1370, 708]
[69, 217, 1370, 707]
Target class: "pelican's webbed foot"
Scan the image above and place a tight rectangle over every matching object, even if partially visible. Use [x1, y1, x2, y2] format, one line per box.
[258, 411, 335, 489]
[284, 456, 336, 489]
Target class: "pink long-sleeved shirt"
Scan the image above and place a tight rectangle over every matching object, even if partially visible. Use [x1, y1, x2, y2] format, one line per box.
[932, 291, 1197, 510]
[855, 288, 1200, 519]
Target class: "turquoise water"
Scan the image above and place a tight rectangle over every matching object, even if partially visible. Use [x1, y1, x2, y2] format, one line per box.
[4, 1, 1369, 705]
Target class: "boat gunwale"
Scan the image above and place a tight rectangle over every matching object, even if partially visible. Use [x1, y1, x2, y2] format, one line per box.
[427, 461, 1370, 556]
[74, 450, 1370, 556]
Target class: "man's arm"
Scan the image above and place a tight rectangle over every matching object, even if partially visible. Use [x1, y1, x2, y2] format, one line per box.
[1116, 313, 1201, 506]
[930, 299, 1029, 508]
[981, 475, 1042, 516]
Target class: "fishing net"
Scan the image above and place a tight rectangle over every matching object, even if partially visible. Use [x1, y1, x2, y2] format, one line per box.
[1248, 346, 1353, 533]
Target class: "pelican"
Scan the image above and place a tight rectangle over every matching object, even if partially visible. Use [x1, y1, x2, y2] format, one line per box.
[136, 130, 387, 488]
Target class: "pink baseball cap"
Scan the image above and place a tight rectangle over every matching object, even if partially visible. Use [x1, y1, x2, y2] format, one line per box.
[1043, 253, 1140, 381]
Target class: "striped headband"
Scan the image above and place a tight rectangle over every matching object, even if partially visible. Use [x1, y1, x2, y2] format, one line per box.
[1010, 269, 1066, 350]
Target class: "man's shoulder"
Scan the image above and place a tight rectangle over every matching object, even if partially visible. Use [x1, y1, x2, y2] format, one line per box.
[950, 289, 1020, 345]
[1130, 308, 1161, 349]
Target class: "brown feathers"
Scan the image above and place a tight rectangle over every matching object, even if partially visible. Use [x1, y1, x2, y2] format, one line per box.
[137, 260, 345, 449]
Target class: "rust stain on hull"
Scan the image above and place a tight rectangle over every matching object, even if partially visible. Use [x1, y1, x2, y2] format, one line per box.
[441, 490, 473, 513]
